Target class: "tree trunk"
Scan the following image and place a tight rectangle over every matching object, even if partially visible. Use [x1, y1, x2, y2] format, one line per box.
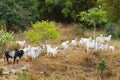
[0, 43, 6, 58]
[93, 22, 96, 54]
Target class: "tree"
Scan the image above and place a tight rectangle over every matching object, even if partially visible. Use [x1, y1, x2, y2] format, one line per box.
[37, 0, 97, 22]
[97, 0, 120, 22]
[78, 7, 107, 53]
[25, 20, 60, 43]
[0, 0, 39, 31]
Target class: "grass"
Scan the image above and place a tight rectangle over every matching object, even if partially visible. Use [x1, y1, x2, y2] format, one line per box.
[1, 23, 120, 80]
[27, 24, 120, 80]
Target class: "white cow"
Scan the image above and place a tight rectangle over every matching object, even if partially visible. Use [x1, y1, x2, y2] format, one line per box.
[71, 38, 77, 49]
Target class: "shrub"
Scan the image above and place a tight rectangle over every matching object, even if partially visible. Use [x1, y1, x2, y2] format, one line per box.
[105, 22, 120, 39]
[97, 59, 107, 74]
[114, 27, 120, 39]
[16, 71, 28, 80]
[0, 67, 5, 76]
[105, 22, 116, 38]
[25, 20, 60, 43]
[0, 29, 14, 44]
[0, 29, 14, 57]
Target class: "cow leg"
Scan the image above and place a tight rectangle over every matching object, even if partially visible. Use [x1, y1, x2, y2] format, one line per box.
[4, 55, 6, 62]
[17, 59, 18, 64]
[13, 57, 16, 64]
[6, 57, 9, 64]
[16, 57, 19, 64]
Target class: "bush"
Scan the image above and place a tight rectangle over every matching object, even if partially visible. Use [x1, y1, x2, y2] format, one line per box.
[25, 20, 60, 43]
[16, 71, 28, 80]
[0, 67, 5, 76]
[114, 27, 120, 39]
[105, 22, 116, 38]
[97, 59, 107, 74]
[0, 29, 14, 57]
[105, 22, 120, 39]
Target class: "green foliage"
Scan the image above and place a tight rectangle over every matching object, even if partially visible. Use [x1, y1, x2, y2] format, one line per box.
[0, 0, 98, 30]
[61, 0, 72, 17]
[38, 0, 97, 22]
[114, 27, 120, 38]
[16, 71, 28, 80]
[105, 22, 120, 39]
[0, 1, 21, 30]
[105, 22, 116, 37]
[0, 29, 14, 52]
[97, 0, 120, 22]
[1, 20, 6, 27]
[25, 20, 60, 43]
[2, 33, 14, 43]
[0, 0, 39, 31]
[0, 30, 14, 44]
[0, 67, 5, 76]
[0, 0, 119, 31]
[0, 69, 2, 76]
[78, 7, 108, 53]
[97, 59, 107, 74]
[78, 7, 107, 25]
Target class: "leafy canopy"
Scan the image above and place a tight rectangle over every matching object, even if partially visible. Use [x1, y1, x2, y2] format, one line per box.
[78, 7, 107, 25]
[38, 0, 97, 22]
[97, 0, 120, 22]
[0, 0, 39, 31]
[25, 20, 60, 43]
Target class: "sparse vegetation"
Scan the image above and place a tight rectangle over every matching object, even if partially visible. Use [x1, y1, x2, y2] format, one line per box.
[0, 29, 14, 57]
[0, 68, 3, 76]
[16, 71, 28, 80]
[97, 59, 107, 78]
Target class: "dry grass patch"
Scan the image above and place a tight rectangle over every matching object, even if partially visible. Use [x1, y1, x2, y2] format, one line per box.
[2, 24, 120, 80]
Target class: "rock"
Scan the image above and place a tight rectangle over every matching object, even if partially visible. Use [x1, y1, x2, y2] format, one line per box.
[0, 59, 4, 62]
[10, 69, 17, 74]
[1, 67, 7, 71]
[2, 70, 10, 75]
[22, 66, 28, 71]
[0, 67, 9, 75]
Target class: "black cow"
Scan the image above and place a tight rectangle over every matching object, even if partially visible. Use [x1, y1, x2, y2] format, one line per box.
[4, 48, 24, 64]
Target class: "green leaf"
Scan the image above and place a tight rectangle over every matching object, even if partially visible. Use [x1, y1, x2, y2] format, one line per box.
[25, 20, 60, 43]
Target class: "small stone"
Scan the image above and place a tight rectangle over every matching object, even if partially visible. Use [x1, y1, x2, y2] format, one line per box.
[22, 66, 28, 71]
[10, 69, 17, 74]
[2, 71, 10, 75]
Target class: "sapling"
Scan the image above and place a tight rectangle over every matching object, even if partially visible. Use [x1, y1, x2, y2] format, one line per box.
[97, 59, 107, 78]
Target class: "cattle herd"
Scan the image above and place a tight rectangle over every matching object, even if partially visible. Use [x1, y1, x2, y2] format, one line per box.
[4, 34, 115, 64]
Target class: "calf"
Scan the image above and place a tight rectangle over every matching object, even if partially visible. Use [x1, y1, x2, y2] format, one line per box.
[4, 49, 24, 64]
